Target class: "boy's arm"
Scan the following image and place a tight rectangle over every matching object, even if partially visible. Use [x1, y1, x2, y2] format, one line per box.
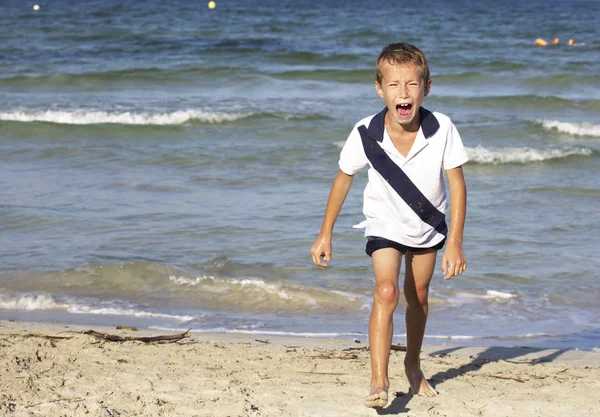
[311, 170, 354, 269]
[441, 166, 467, 280]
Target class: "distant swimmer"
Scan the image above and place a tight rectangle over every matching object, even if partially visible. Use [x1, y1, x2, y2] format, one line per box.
[567, 38, 585, 47]
[535, 37, 584, 47]
[535, 36, 559, 46]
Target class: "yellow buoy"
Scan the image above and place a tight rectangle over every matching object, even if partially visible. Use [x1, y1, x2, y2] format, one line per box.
[208, 1, 216, 8]
[535, 38, 548, 46]
[33, 4, 40, 10]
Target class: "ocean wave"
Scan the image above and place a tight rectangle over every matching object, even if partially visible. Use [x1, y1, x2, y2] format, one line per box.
[524, 74, 600, 88]
[168, 274, 367, 313]
[0, 66, 265, 88]
[436, 95, 600, 111]
[0, 109, 254, 125]
[0, 109, 328, 126]
[272, 68, 373, 83]
[0, 67, 201, 86]
[335, 142, 594, 164]
[537, 119, 600, 137]
[169, 275, 293, 300]
[0, 294, 67, 311]
[435, 71, 495, 84]
[68, 305, 194, 322]
[454, 290, 517, 300]
[431, 288, 520, 308]
[0, 293, 194, 322]
[466, 145, 593, 164]
[2, 262, 365, 316]
[0, 68, 169, 87]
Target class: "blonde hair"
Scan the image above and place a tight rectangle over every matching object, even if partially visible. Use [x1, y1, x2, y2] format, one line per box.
[375, 43, 430, 86]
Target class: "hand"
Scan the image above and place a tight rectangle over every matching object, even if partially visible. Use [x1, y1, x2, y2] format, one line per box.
[310, 234, 332, 269]
[441, 243, 466, 280]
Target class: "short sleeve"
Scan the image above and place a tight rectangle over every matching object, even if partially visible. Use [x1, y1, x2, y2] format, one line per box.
[338, 123, 369, 175]
[443, 121, 469, 170]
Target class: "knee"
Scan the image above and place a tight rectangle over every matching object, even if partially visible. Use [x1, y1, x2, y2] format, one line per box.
[405, 287, 429, 309]
[374, 282, 399, 307]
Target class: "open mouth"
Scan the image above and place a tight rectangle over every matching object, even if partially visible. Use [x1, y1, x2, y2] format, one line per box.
[396, 103, 412, 118]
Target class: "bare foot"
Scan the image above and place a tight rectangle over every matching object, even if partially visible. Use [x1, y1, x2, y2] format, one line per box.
[364, 386, 389, 409]
[405, 363, 437, 397]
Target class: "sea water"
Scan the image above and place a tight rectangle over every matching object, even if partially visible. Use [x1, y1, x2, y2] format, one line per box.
[1, 0, 599, 350]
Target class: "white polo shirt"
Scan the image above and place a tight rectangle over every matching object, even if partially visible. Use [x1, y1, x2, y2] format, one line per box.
[339, 107, 468, 248]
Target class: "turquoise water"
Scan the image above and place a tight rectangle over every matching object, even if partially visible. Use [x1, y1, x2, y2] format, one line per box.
[1, 0, 599, 349]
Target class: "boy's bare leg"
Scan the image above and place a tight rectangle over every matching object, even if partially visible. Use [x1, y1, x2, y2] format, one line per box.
[364, 248, 402, 408]
[403, 250, 438, 397]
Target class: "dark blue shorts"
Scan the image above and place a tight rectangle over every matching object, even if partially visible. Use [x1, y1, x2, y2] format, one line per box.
[365, 236, 446, 257]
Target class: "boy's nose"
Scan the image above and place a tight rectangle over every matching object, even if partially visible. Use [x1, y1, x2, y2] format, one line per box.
[397, 86, 409, 98]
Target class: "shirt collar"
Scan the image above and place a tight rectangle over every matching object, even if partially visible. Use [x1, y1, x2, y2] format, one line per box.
[367, 106, 440, 142]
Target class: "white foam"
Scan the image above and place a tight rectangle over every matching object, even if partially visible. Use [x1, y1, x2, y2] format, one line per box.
[0, 109, 254, 125]
[169, 275, 205, 286]
[169, 276, 368, 309]
[0, 294, 67, 310]
[67, 305, 194, 322]
[485, 290, 516, 299]
[169, 275, 291, 300]
[466, 145, 592, 164]
[329, 290, 361, 302]
[454, 290, 516, 300]
[338, 141, 594, 164]
[538, 119, 600, 137]
[445, 290, 517, 307]
[0, 293, 194, 322]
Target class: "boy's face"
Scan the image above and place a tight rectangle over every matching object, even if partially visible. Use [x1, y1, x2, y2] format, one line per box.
[375, 62, 431, 131]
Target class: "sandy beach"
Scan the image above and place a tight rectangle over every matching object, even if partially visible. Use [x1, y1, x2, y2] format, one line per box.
[0, 320, 598, 417]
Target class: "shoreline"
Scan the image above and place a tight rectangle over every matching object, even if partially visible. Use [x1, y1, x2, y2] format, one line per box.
[1, 319, 599, 416]
[4, 310, 597, 352]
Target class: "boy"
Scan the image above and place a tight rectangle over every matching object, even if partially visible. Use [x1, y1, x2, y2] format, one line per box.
[310, 43, 468, 408]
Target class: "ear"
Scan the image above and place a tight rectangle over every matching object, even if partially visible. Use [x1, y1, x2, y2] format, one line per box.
[375, 81, 384, 98]
[424, 79, 432, 97]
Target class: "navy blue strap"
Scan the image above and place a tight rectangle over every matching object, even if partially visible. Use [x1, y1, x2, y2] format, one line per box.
[358, 125, 447, 236]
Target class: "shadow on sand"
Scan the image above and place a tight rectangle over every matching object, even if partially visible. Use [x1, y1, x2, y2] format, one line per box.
[376, 345, 570, 415]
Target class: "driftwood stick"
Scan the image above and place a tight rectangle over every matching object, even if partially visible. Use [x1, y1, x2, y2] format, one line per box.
[343, 347, 368, 352]
[83, 329, 191, 343]
[116, 326, 138, 331]
[391, 344, 407, 352]
[343, 343, 406, 352]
